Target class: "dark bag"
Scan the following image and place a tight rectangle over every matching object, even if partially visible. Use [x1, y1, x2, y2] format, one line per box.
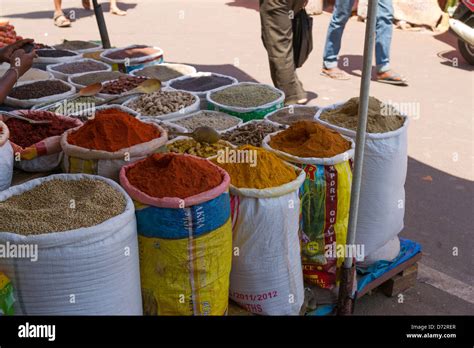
[292, 9, 313, 68]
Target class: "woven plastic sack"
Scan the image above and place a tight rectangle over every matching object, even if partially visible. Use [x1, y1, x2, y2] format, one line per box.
[168, 72, 238, 109]
[100, 45, 164, 73]
[33, 49, 82, 65]
[263, 132, 355, 289]
[0, 111, 82, 172]
[206, 82, 285, 122]
[0, 174, 142, 315]
[119, 154, 232, 316]
[228, 166, 306, 315]
[0, 121, 13, 191]
[61, 120, 167, 182]
[4, 79, 76, 109]
[316, 103, 409, 258]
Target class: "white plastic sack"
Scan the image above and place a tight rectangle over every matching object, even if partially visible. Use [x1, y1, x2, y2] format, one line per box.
[0, 121, 13, 191]
[47, 58, 111, 81]
[167, 72, 238, 109]
[358, 237, 401, 267]
[4, 79, 76, 109]
[100, 45, 164, 73]
[316, 103, 409, 258]
[229, 167, 306, 315]
[0, 174, 142, 315]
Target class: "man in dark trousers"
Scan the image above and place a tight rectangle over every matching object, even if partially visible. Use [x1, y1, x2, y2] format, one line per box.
[260, 0, 308, 105]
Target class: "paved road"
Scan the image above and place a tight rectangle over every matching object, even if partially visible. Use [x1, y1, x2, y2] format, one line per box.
[1, 0, 472, 315]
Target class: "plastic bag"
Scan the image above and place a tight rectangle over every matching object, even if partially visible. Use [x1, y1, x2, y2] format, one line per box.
[292, 9, 314, 68]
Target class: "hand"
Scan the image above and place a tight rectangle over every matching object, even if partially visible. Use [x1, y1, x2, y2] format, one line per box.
[0, 38, 34, 63]
[9, 49, 36, 77]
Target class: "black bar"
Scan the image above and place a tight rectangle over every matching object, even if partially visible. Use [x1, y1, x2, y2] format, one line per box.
[92, 0, 111, 49]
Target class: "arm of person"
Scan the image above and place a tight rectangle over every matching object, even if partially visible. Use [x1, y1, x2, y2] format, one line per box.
[0, 49, 36, 105]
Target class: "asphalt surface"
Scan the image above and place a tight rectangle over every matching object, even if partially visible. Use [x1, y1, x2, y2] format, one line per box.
[1, 0, 472, 315]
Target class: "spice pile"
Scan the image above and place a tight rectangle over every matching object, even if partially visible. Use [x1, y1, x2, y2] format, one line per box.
[127, 90, 195, 116]
[169, 75, 234, 92]
[125, 153, 222, 199]
[267, 106, 318, 125]
[0, 178, 126, 235]
[221, 121, 285, 147]
[320, 96, 405, 133]
[68, 109, 160, 152]
[167, 138, 231, 158]
[211, 84, 280, 108]
[43, 96, 102, 115]
[52, 60, 108, 75]
[101, 76, 148, 95]
[105, 45, 159, 59]
[5, 111, 79, 148]
[70, 71, 126, 87]
[269, 121, 351, 158]
[54, 40, 99, 51]
[9, 80, 71, 100]
[213, 145, 297, 189]
[172, 111, 240, 131]
[36, 49, 78, 58]
[134, 65, 192, 82]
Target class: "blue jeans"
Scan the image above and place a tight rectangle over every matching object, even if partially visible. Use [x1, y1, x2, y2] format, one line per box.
[323, 0, 393, 73]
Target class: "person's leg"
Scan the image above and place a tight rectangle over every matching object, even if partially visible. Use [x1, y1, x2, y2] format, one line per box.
[53, 0, 71, 27]
[322, 0, 354, 72]
[110, 0, 127, 16]
[260, 0, 306, 104]
[375, 0, 407, 85]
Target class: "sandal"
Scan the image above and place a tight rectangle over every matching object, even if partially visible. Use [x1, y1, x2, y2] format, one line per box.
[111, 7, 127, 16]
[54, 14, 71, 28]
[321, 68, 350, 80]
[376, 71, 408, 86]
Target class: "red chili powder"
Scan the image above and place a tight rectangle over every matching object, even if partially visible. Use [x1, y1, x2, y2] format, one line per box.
[5, 111, 78, 148]
[126, 153, 222, 199]
[68, 109, 160, 152]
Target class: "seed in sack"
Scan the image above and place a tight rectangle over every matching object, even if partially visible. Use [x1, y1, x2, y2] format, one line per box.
[54, 40, 99, 51]
[67, 109, 160, 152]
[267, 106, 319, 125]
[125, 153, 223, 199]
[169, 75, 234, 92]
[221, 121, 285, 147]
[8, 80, 71, 100]
[210, 84, 281, 108]
[268, 120, 351, 158]
[53, 60, 109, 75]
[0, 178, 126, 235]
[5, 110, 79, 148]
[127, 90, 196, 116]
[167, 138, 232, 158]
[36, 49, 78, 58]
[172, 111, 241, 131]
[105, 45, 160, 60]
[134, 64, 192, 82]
[100, 76, 148, 95]
[213, 145, 297, 189]
[71, 71, 126, 87]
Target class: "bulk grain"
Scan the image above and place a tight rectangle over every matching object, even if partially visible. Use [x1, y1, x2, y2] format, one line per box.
[52, 60, 109, 75]
[170, 74, 234, 92]
[54, 40, 99, 51]
[36, 49, 78, 58]
[8, 80, 70, 100]
[171, 111, 241, 131]
[101, 75, 148, 95]
[133, 64, 195, 82]
[105, 45, 160, 59]
[221, 120, 285, 147]
[120, 153, 232, 315]
[70, 71, 126, 87]
[167, 138, 232, 158]
[267, 106, 319, 125]
[127, 90, 196, 116]
[210, 84, 280, 108]
[319, 96, 404, 133]
[0, 178, 125, 234]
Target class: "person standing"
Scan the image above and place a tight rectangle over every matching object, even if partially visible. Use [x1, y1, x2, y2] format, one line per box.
[260, 0, 308, 105]
[53, 0, 127, 28]
[321, 0, 407, 85]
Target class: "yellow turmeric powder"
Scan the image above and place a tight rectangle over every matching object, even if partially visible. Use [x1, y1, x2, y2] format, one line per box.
[213, 145, 297, 189]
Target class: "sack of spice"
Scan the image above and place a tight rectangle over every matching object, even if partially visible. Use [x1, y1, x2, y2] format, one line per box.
[61, 109, 167, 181]
[0, 273, 15, 315]
[124, 88, 200, 121]
[5, 79, 76, 109]
[0, 174, 142, 315]
[34, 48, 82, 65]
[265, 105, 320, 126]
[131, 62, 197, 84]
[212, 145, 306, 315]
[53, 40, 102, 54]
[100, 44, 164, 73]
[167, 110, 242, 133]
[263, 121, 355, 289]
[68, 70, 127, 90]
[1, 110, 82, 172]
[167, 72, 238, 109]
[166, 136, 235, 159]
[207, 82, 285, 122]
[119, 153, 232, 315]
[316, 97, 409, 262]
[221, 119, 286, 147]
[0, 121, 13, 191]
[47, 58, 111, 81]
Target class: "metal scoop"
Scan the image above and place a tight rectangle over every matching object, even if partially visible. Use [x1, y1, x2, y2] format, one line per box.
[96, 78, 162, 106]
[0, 111, 52, 125]
[169, 126, 221, 144]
